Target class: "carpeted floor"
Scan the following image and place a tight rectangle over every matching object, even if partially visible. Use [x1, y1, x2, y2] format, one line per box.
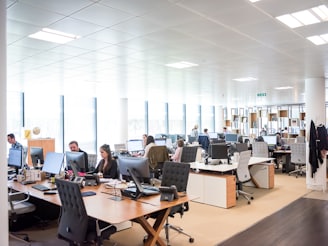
[9, 173, 325, 246]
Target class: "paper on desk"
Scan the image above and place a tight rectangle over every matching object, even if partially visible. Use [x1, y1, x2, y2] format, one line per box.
[104, 179, 128, 189]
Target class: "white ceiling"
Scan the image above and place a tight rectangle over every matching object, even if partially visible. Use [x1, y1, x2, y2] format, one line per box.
[6, 0, 328, 107]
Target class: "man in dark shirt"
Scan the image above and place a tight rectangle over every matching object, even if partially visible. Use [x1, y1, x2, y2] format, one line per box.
[69, 140, 89, 172]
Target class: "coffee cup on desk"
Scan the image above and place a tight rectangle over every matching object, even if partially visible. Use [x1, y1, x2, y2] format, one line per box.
[17, 174, 25, 183]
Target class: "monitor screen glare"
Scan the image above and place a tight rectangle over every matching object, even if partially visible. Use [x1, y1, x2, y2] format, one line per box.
[263, 136, 277, 145]
[155, 139, 166, 146]
[225, 133, 238, 143]
[42, 152, 64, 175]
[208, 132, 218, 139]
[8, 148, 22, 168]
[127, 140, 144, 152]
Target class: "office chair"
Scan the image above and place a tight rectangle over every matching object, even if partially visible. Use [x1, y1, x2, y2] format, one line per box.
[180, 146, 199, 163]
[87, 154, 98, 172]
[8, 188, 36, 245]
[55, 179, 117, 246]
[236, 150, 253, 204]
[288, 143, 306, 178]
[160, 161, 194, 245]
[147, 145, 169, 180]
[251, 141, 269, 158]
[198, 135, 210, 153]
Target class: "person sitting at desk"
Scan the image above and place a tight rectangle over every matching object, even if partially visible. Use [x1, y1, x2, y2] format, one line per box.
[171, 139, 184, 162]
[7, 133, 23, 150]
[143, 135, 156, 158]
[94, 144, 119, 179]
[276, 132, 286, 147]
[69, 140, 89, 172]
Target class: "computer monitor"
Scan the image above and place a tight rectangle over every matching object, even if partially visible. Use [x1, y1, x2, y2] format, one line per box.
[118, 156, 150, 183]
[155, 138, 166, 146]
[263, 136, 277, 146]
[30, 147, 44, 166]
[218, 133, 225, 139]
[208, 132, 218, 139]
[210, 143, 229, 164]
[8, 148, 23, 173]
[127, 139, 144, 152]
[42, 152, 64, 175]
[225, 133, 238, 143]
[167, 134, 178, 144]
[65, 151, 85, 172]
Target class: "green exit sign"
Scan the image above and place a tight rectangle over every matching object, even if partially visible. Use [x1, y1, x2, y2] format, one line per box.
[257, 92, 267, 97]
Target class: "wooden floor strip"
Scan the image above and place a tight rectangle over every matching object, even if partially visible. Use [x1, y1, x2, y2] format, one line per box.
[217, 197, 328, 246]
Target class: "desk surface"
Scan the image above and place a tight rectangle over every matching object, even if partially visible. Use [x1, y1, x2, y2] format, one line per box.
[8, 180, 192, 224]
[8, 179, 195, 246]
[190, 156, 274, 172]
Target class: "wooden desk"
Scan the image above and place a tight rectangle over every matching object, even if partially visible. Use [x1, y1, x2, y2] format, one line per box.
[8, 180, 194, 246]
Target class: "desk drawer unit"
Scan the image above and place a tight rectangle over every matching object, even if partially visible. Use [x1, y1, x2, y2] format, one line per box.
[188, 172, 236, 208]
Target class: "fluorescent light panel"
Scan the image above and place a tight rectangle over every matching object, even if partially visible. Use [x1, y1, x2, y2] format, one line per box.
[276, 5, 328, 28]
[274, 86, 293, 90]
[233, 77, 258, 82]
[166, 61, 199, 69]
[28, 28, 80, 44]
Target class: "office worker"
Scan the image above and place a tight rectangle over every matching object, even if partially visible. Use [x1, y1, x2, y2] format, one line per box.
[143, 135, 156, 158]
[94, 144, 119, 179]
[69, 140, 89, 172]
[190, 124, 199, 139]
[171, 139, 184, 162]
[276, 132, 285, 147]
[7, 133, 23, 150]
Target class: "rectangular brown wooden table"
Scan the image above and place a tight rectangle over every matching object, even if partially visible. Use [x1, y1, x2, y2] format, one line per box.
[8, 179, 194, 246]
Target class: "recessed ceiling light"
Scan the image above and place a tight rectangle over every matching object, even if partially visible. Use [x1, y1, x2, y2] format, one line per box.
[274, 86, 293, 90]
[233, 77, 258, 82]
[249, 0, 261, 2]
[276, 5, 328, 28]
[165, 61, 199, 69]
[28, 28, 80, 44]
[307, 35, 327, 45]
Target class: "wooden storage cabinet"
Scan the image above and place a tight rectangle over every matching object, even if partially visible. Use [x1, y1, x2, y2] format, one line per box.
[27, 138, 55, 165]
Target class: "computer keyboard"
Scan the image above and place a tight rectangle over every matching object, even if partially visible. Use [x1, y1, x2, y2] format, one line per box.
[32, 184, 50, 191]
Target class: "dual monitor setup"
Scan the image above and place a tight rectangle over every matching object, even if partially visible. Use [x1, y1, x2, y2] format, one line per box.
[8, 147, 88, 177]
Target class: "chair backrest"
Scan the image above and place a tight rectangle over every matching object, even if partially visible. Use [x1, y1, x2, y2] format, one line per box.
[55, 179, 89, 243]
[161, 161, 190, 192]
[180, 146, 198, 163]
[198, 135, 210, 152]
[290, 143, 306, 164]
[236, 150, 252, 183]
[88, 154, 97, 170]
[147, 146, 169, 170]
[252, 142, 269, 158]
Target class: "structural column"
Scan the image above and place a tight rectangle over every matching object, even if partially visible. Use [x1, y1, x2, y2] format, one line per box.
[118, 98, 128, 144]
[305, 77, 326, 191]
[0, 1, 8, 245]
[216, 106, 224, 132]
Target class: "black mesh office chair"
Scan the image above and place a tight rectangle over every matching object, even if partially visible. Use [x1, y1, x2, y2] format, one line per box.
[180, 146, 198, 163]
[55, 179, 117, 246]
[160, 161, 194, 245]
